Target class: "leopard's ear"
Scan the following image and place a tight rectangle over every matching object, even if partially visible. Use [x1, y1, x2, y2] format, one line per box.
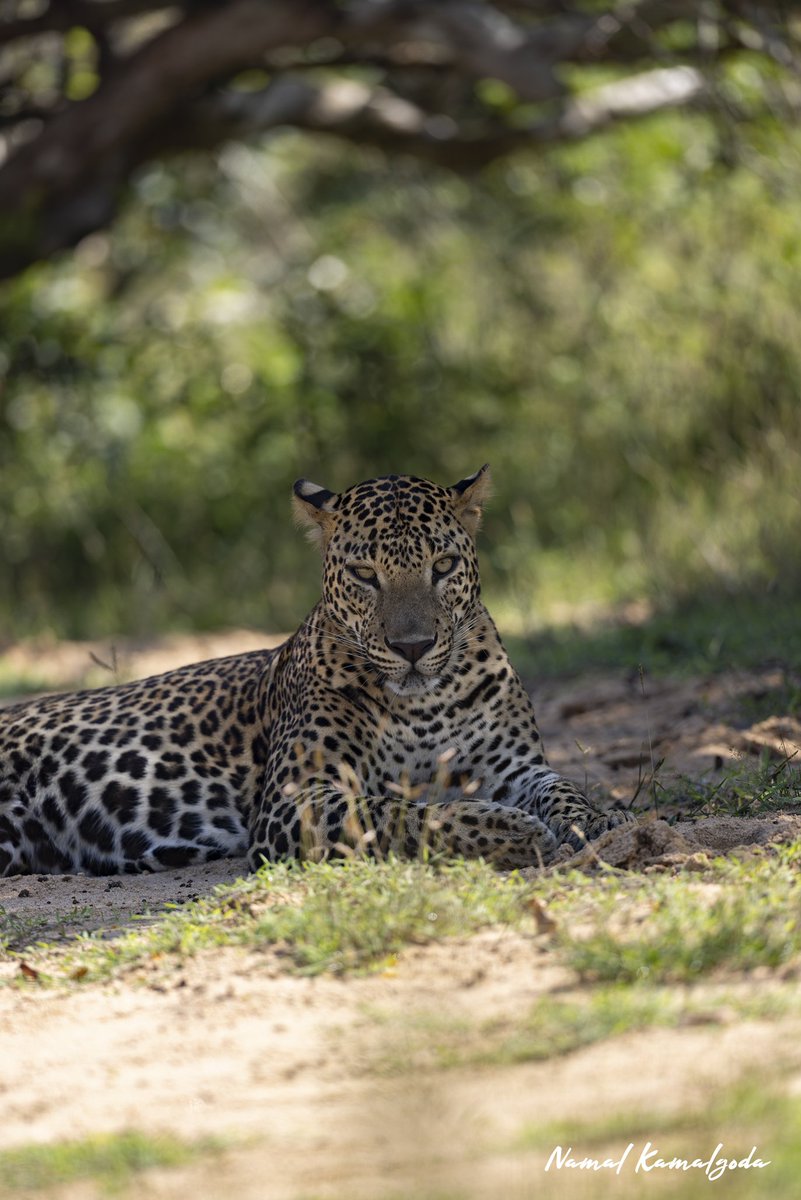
[449, 464, 491, 536]
[292, 479, 339, 548]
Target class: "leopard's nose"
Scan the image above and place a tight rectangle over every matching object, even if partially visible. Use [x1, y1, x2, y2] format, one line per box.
[386, 637, 436, 664]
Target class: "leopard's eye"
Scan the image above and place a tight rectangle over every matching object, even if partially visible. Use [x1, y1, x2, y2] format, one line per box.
[348, 563, 379, 586]
[432, 555, 459, 579]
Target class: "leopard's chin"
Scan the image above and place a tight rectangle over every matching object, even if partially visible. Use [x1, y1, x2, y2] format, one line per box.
[385, 672, 440, 698]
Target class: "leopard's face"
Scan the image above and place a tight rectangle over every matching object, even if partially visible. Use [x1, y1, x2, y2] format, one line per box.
[294, 471, 490, 697]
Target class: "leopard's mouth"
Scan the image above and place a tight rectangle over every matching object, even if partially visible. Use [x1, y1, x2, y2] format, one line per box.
[385, 670, 440, 697]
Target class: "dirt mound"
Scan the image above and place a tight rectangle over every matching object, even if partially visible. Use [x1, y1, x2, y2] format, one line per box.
[554, 813, 801, 874]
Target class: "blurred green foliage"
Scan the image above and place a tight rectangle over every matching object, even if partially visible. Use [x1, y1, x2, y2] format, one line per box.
[1, 99, 800, 640]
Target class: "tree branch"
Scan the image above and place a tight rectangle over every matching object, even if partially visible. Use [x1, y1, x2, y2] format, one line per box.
[0, 0, 796, 281]
[546, 64, 706, 140]
[0, 0, 336, 278]
[146, 65, 709, 171]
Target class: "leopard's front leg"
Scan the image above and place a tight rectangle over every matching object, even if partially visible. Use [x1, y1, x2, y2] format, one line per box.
[248, 783, 558, 870]
[496, 763, 635, 851]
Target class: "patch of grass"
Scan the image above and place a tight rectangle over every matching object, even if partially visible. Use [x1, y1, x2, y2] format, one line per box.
[517, 1084, 801, 1200]
[247, 857, 536, 975]
[371, 987, 689, 1073]
[510, 596, 801, 680]
[11, 837, 801, 996]
[0, 908, 49, 955]
[732, 675, 801, 725]
[27, 857, 539, 984]
[655, 756, 801, 819]
[370, 979, 800, 1075]
[558, 843, 801, 983]
[482, 989, 686, 1067]
[516, 1081, 759, 1153]
[0, 904, 94, 955]
[0, 1130, 224, 1196]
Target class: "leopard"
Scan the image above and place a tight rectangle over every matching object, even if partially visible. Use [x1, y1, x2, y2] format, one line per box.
[0, 466, 633, 877]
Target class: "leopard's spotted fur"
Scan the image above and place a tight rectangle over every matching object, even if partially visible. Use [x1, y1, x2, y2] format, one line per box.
[0, 468, 633, 876]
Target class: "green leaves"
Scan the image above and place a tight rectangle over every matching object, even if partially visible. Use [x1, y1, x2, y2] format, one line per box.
[2, 104, 801, 636]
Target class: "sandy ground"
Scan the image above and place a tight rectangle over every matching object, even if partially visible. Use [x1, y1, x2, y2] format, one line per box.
[1, 632, 801, 1198]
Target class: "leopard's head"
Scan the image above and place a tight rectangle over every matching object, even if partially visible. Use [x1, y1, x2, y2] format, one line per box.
[293, 467, 491, 696]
